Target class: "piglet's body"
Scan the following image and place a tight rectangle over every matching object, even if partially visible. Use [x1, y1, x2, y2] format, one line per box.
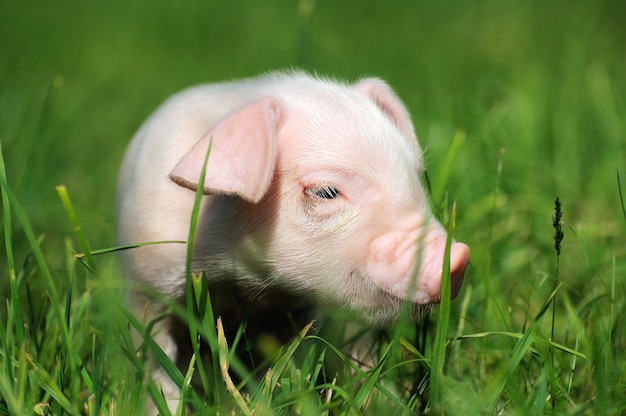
[117, 71, 470, 412]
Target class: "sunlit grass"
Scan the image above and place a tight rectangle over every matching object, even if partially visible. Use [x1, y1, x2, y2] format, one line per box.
[2, 140, 622, 414]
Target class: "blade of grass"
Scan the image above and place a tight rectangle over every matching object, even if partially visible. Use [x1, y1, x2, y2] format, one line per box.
[190, 270, 253, 401]
[453, 282, 472, 374]
[482, 282, 564, 410]
[550, 197, 564, 412]
[177, 352, 197, 416]
[0, 342, 26, 416]
[399, 337, 429, 369]
[72, 240, 186, 259]
[354, 342, 391, 408]
[455, 331, 586, 359]
[523, 369, 548, 414]
[429, 200, 456, 407]
[122, 306, 185, 390]
[608, 252, 616, 374]
[307, 348, 327, 391]
[265, 321, 315, 396]
[146, 376, 174, 416]
[482, 327, 537, 411]
[0, 294, 15, 396]
[115, 298, 175, 415]
[0, 140, 23, 344]
[304, 334, 365, 376]
[56, 185, 96, 274]
[190, 270, 227, 401]
[0, 149, 93, 392]
[121, 303, 197, 416]
[618, 169, 626, 223]
[26, 353, 75, 415]
[484, 147, 506, 316]
[313, 382, 359, 413]
[0, 372, 21, 416]
[184, 138, 213, 399]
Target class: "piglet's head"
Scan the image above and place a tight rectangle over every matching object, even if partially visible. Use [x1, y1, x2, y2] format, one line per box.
[169, 76, 470, 325]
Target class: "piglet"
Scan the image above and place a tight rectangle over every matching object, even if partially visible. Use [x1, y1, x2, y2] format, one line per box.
[116, 71, 470, 413]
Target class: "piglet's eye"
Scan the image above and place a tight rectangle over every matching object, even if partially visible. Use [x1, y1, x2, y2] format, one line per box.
[306, 186, 340, 199]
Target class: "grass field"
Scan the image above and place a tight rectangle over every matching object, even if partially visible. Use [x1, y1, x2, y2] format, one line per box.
[1, 0, 625, 414]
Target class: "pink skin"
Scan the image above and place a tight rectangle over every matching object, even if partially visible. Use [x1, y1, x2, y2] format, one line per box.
[228, 105, 469, 321]
[117, 72, 470, 414]
[367, 224, 470, 304]
[162, 75, 471, 317]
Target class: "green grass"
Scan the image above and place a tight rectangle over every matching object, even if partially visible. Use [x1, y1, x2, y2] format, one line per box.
[1, 0, 625, 414]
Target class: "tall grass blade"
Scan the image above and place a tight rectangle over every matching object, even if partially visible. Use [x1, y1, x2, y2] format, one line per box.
[0, 372, 20, 416]
[178, 352, 197, 416]
[72, 240, 186, 260]
[354, 342, 390, 408]
[0, 140, 23, 344]
[265, 321, 315, 396]
[0, 344, 27, 415]
[550, 197, 564, 411]
[482, 283, 564, 410]
[56, 185, 96, 274]
[184, 138, 214, 400]
[456, 331, 586, 359]
[399, 337, 429, 367]
[123, 307, 185, 389]
[523, 370, 548, 415]
[618, 169, 626, 223]
[15, 344, 27, 411]
[121, 304, 192, 415]
[608, 253, 616, 371]
[313, 381, 359, 413]
[429, 200, 456, 408]
[482, 327, 537, 411]
[0, 164, 94, 391]
[26, 354, 75, 415]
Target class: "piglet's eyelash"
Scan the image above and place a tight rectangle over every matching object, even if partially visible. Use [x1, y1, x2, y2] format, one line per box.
[305, 186, 341, 199]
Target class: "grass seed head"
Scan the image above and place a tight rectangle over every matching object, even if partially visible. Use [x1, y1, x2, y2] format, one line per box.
[553, 197, 563, 256]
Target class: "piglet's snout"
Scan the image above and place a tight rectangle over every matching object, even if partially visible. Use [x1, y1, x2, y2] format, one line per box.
[426, 241, 471, 302]
[367, 227, 470, 304]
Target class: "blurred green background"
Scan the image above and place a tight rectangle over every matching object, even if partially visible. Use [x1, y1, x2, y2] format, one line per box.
[1, 0, 625, 309]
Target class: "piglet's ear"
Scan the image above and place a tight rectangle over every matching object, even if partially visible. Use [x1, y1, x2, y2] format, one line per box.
[169, 97, 282, 203]
[353, 78, 419, 147]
